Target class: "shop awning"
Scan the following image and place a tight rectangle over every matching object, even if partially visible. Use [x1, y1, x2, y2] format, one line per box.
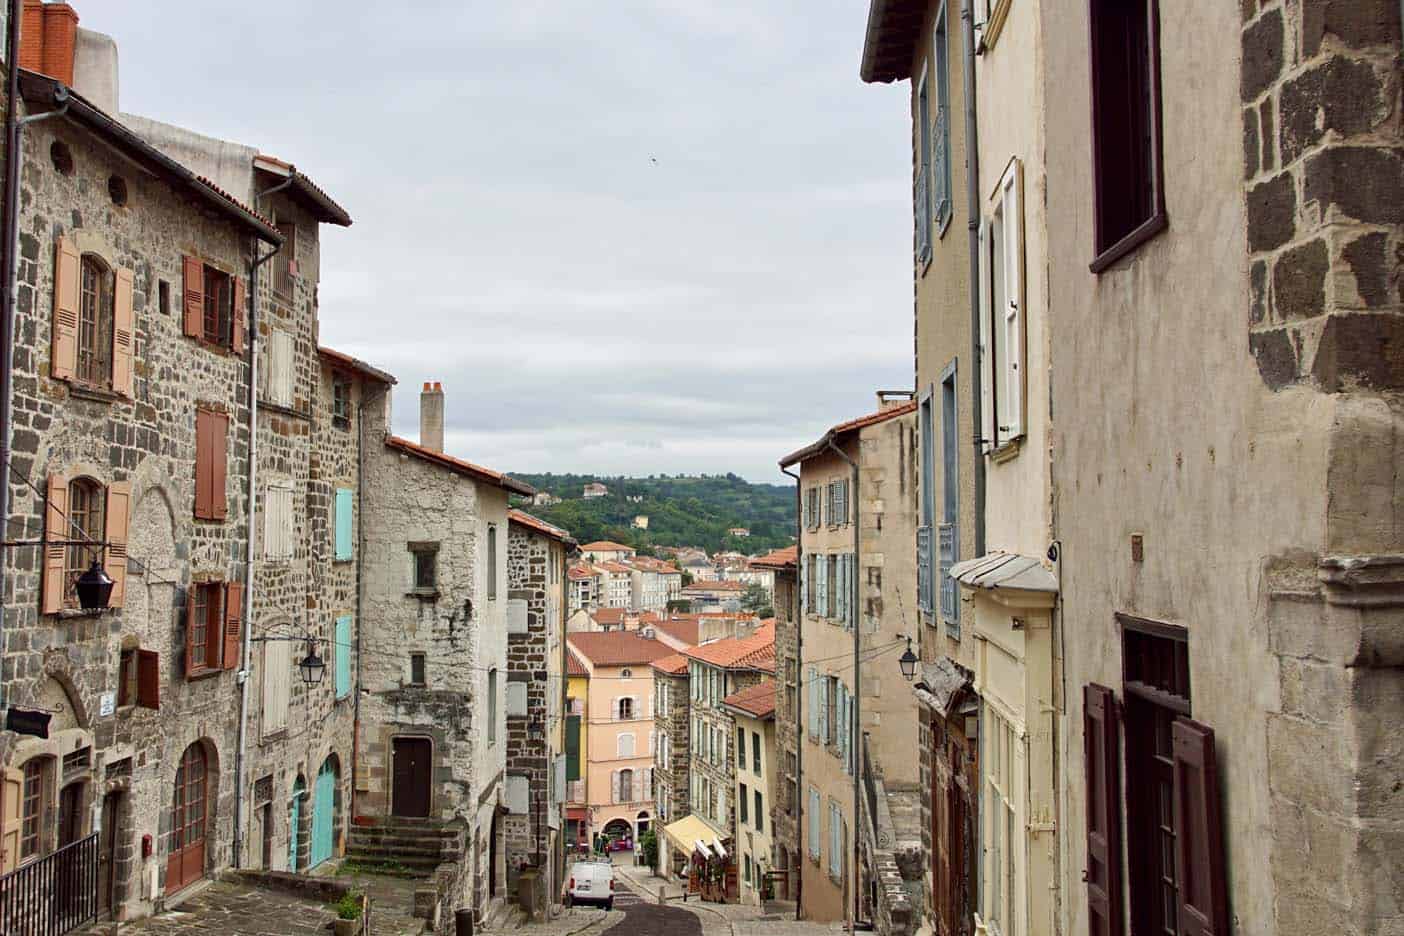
[914, 656, 971, 718]
[663, 815, 728, 860]
[949, 552, 1058, 594]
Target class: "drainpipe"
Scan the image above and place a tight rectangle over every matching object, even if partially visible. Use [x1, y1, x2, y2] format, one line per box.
[822, 435, 860, 930]
[232, 176, 292, 870]
[779, 464, 802, 922]
[960, 0, 986, 559]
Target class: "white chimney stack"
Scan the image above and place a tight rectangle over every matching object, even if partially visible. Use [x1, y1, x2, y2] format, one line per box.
[420, 381, 444, 452]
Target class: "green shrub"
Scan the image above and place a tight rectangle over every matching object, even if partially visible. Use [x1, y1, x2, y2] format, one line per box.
[335, 891, 363, 921]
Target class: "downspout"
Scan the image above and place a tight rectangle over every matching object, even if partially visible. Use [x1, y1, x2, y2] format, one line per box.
[779, 464, 802, 922]
[232, 176, 292, 869]
[822, 435, 860, 930]
[960, 0, 986, 559]
[353, 381, 389, 825]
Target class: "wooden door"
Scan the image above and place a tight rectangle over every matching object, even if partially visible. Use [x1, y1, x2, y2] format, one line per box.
[99, 792, 120, 916]
[165, 745, 207, 895]
[260, 803, 273, 870]
[391, 738, 431, 818]
[58, 783, 84, 848]
[310, 760, 336, 868]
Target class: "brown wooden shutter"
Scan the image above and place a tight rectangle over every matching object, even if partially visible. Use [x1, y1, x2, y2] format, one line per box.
[41, 473, 68, 613]
[1084, 683, 1124, 936]
[111, 267, 135, 396]
[0, 766, 22, 874]
[194, 410, 211, 519]
[51, 236, 79, 380]
[231, 272, 246, 354]
[184, 586, 198, 678]
[136, 649, 160, 709]
[103, 480, 131, 609]
[212, 413, 228, 519]
[223, 581, 242, 670]
[1173, 718, 1229, 936]
[182, 256, 203, 338]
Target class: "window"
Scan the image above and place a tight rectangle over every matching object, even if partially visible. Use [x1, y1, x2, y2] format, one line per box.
[918, 386, 936, 614]
[65, 477, 105, 605]
[263, 637, 291, 735]
[931, 3, 952, 232]
[159, 279, 170, 316]
[263, 481, 294, 561]
[1089, 0, 1166, 271]
[617, 697, 634, 720]
[118, 647, 159, 709]
[334, 488, 354, 561]
[107, 175, 128, 206]
[182, 257, 242, 351]
[186, 583, 225, 675]
[77, 255, 114, 387]
[194, 409, 229, 520]
[916, 67, 932, 264]
[754, 790, 763, 832]
[273, 221, 296, 297]
[737, 727, 746, 768]
[487, 668, 498, 745]
[487, 524, 498, 600]
[714, 728, 724, 766]
[409, 653, 426, 686]
[332, 374, 352, 430]
[982, 706, 1021, 936]
[980, 160, 1025, 451]
[744, 854, 752, 885]
[752, 731, 761, 774]
[410, 543, 438, 593]
[939, 367, 960, 632]
[334, 615, 351, 700]
[616, 768, 634, 804]
[202, 266, 232, 346]
[50, 140, 73, 175]
[620, 668, 632, 679]
[825, 678, 837, 747]
[740, 783, 749, 824]
[659, 731, 669, 769]
[21, 759, 47, 859]
[265, 329, 293, 407]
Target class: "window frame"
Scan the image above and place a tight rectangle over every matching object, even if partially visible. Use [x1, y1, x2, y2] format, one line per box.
[76, 254, 115, 389]
[915, 64, 933, 268]
[931, 2, 953, 235]
[64, 476, 105, 607]
[201, 265, 233, 348]
[186, 582, 225, 676]
[409, 542, 439, 595]
[487, 524, 498, 600]
[409, 652, 427, 687]
[981, 158, 1026, 452]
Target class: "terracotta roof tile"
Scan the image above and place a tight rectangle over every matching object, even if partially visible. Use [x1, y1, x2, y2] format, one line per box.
[683, 579, 747, 592]
[780, 399, 918, 467]
[583, 541, 634, 552]
[384, 435, 533, 496]
[507, 509, 576, 545]
[681, 621, 775, 672]
[567, 632, 672, 668]
[318, 346, 397, 385]
[651, 653, 690, 675]
[653, 618, 699, 647]
[567, 649, 588, 676]
[722, 681, 777, 719]
[751, 545, 798, 569]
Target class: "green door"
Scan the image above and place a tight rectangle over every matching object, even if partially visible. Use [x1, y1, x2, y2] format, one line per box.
[311, 759, 336, 868]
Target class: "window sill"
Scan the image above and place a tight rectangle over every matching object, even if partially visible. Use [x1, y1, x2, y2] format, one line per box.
[192, 337, 241, 358]
[261, 729, 289, 744]
[1089, 211, 1169, 274]
[54, 607, 107, 620]
[66, 381, 124, 404]
[258, 399, 309, 421]
[406, 590, 440, 601]
[990, 437, 1023, 465]
[185, 667, 224, 682]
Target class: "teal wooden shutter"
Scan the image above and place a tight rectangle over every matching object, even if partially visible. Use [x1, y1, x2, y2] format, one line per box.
[335, 614, 351, 699]
[334, 488, 354, 561]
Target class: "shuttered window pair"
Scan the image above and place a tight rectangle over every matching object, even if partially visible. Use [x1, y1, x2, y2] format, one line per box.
[194, 409, 229, 521]
[185, 580, 241, 677]
[979, 160, 1026, 451]
[263, 481, 295, 561]
[182, 256, 245, 352]
[50, 237, 134, 397]
[41, 473, 130, 615]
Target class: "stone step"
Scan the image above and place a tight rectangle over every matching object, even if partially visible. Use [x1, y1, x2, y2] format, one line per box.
[343, 848, 446, 871]
[349, 827, 461, 846]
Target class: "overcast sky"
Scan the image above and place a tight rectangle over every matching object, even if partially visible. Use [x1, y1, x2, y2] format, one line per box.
[86, 1, 913, 483]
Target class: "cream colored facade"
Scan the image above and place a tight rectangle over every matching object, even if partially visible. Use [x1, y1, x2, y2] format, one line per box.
[785, 401, 920, 925]
[729, 710, 775, 907]
[575, 657, 655, 843]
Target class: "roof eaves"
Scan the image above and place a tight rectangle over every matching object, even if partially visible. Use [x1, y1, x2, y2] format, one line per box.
[385, 435, 535, 496]
[859, 0, 926, 84]
[318, 346, 397, 385]
[254, 155, 353, 226]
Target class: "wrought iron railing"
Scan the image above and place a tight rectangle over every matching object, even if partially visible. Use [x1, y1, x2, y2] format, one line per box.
[0, 833, 99, 936]
[861, 733, 880, 847]
[917, 525, 933, 613]
[938, 522, 958, 626]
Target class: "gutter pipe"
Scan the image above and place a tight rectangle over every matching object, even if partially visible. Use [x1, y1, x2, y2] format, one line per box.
[779, 463, 802, 922]
[822, 436, 860, 931]
[960, 0, 986, 559]
[231, 175, 293, 870]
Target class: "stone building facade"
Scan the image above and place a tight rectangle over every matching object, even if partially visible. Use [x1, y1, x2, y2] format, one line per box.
[0, 57, 280, 924]
[649, 654, 689, 873]
[750, 546, 798, 901]
[503, 509, 572, 897]
[354, 381, 531, 924]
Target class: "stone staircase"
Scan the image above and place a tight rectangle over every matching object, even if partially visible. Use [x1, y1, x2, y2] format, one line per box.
[346, 816, 466, 872]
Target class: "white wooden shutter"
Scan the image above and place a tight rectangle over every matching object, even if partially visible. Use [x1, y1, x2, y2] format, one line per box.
[611, 770, 621, 804]
[262, 638, 290, 735]
[1001, 160, 1024, 439]
[506, 681, 528, 716]
[506, 598, 528, 634]
[263, 482, 294, 561]
[506, 775, 529, 814]
[808, 789, 821, 857]
[266, 329, 294, 407]
[979, 219, 996, 452]
[649, 729, 656, 755]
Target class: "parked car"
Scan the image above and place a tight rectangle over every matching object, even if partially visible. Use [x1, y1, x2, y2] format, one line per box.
[606, 836, 633, 853]
[566, 860, 616, 910]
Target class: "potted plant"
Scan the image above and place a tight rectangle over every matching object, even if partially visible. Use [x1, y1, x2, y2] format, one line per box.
[333, 891, 363, 936]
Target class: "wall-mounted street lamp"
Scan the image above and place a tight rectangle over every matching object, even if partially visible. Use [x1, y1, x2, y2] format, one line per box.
[74, 559, 114, 612]
[898, 637, 918, 683]
[298, 640, 326, 686]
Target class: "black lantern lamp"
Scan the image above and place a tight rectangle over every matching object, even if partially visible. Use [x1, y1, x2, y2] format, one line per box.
[898, 636, 919, 683]
[298, 640, 326, 686]
[75, 559, 114, 612]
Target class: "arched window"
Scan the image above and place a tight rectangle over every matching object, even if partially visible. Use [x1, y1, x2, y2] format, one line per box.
[77, 255, 114, 387]
[66, 477, 105, 605]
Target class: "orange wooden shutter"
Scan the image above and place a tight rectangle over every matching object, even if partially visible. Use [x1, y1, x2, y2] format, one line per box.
[41, 473, 67, 613]
[212, 413, 229, 519]
[1084, 684, 1123, 936]
[194, 410, 211, 518]
[137, 649, 160, 709]
[223, 581, 242, 670]
[51, 236, 80, 380]
[184, 584, 198, 677]
[1173, 718, 1229, 936]
[0, 766, 21, 875]
[182, 256, 203, 338]
[231, 273, 246, 354]
[112, 266, 135, 396]
[104, 480, 131, 609]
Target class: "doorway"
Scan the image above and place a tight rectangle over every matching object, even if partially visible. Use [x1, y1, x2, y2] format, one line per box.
[311, 758, 337, 868]
[260, 802, 273, 870]
[489, 811, 499, 898]
[166, 744, 208, 895]
[391, 738, 432, 818]
[99, 791, 122, 917]
[58, 783, 85, 848]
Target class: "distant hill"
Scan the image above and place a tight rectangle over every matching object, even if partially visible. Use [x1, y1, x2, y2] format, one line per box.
[510, 472, 796, 555]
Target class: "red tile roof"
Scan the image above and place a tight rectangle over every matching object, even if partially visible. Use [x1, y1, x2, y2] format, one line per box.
[597, 561, 634, 574]
[780, 399, 919, 467]
[508, 509, 576, 545]
[751, 545, 798, 570]
[652, 618, 699, 647]
[567, 566, 596, 581]
[318, 346, 397, 385]
[592, 608, 662, 627]
[567, 632, 672, 668]
[567, 649, 588, 676]
[583, 541, 634, 552]
[683, 579, 746, 592]
[681, 621, 776, 672]
[651, 653, 690, 676]
[384, 435, 533, 496]
[254, 154, 353, 226]
[722, 681, 777, 719]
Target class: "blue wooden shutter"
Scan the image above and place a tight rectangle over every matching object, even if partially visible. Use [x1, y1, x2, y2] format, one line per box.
[334, 489, 354, 561]
[335, 614, 351, 699]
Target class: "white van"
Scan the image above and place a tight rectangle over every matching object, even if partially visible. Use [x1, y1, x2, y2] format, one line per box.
[566, 859, 616, 910]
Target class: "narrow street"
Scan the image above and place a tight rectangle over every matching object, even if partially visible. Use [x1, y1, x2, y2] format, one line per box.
[600, 881, 701, 936]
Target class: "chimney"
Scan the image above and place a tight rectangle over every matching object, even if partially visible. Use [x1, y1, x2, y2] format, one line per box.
[20, 0, 80, 87]
[420, 381, 444, 453]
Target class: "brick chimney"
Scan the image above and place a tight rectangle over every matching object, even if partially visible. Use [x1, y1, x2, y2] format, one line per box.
[20, 0, 80, 87]
[420, 381, 444, 453]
